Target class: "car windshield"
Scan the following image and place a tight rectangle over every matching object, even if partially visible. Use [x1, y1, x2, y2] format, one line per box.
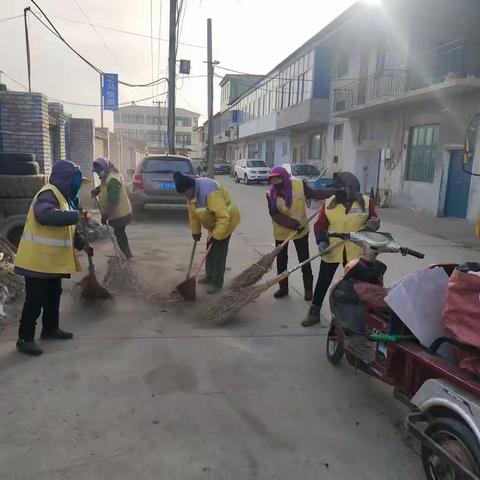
[292, 164, 320, 176]
[142, 158, 193, 174]
[247, 161, 266, 168]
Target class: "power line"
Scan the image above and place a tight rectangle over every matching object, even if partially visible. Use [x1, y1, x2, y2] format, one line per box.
[70, 0, 140, 96]
[28, 2, 168, 88]
[0, 14, 23, 24]
[47, 13, 206, 49]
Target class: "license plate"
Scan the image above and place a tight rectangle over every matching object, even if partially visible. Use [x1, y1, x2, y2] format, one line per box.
[157, 182, 175, 190]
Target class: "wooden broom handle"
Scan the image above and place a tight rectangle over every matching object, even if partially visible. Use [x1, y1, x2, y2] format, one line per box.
[278, 209, 320, 248]
[288, 241, 344, 274]
[185, 240, 198, 280]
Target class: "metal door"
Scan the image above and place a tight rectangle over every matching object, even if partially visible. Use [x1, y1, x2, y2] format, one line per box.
[444, 150, 472, 218]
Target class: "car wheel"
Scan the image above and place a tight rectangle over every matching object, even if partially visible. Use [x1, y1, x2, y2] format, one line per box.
[422, 417, 480, 480]
[244, 174, 250, 185]
[234, 173, 239, 183]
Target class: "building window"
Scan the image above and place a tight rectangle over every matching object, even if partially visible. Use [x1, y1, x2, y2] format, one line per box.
[175, 133, 191, 145]
[335, 53, 349, 79]
[247, 143, 258, 159]
[160, 116, 167, 126]
[146, 116, 159, 125]
[334, 124, 344, 140]
[176, 117, 192, 127]
[300, 146, 306, 162]
[136, 115, 145, 124]
[310, 133, 322, 159]
[405, 124, 439, 182]
[282, 140, 288, 157]
[359, 120, 375, 142]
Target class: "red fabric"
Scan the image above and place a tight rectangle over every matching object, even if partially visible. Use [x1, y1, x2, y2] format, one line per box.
[442, 270, 480, 348]
[457, 351, 480, 378]
[353, 282, 390, 310]
[314, 199, 378, 237]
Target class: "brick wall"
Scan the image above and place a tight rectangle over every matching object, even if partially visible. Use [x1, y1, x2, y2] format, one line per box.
[48, 102, 66, 163]
[0, 91, 51, 174]
[66, 118, 95, 179]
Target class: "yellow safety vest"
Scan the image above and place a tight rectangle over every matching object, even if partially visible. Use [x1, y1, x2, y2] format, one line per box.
[188, 183, 240, 240]
[323, 195, 370, 263]
[272, 178, 309, 241]
[15, 184, 81, 274]
[99, 172, 132, 220]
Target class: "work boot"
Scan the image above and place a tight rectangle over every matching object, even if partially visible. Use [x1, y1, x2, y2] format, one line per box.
[304, 289, 313, 302]
[206, 285, 222, 295]
[16, 339, 43, 356]
[198, 276, 211, 285]
[41, 329, 74, 340]
[301, 305, 321, 327]
[273, 288, 289, 299]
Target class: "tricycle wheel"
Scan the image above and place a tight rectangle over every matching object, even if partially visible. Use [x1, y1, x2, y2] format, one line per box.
[326, 321, 344, 365]
[421, 417, 480, 480]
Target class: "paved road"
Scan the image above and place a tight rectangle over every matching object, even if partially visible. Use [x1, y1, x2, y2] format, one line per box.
[1, 177, 477, 479]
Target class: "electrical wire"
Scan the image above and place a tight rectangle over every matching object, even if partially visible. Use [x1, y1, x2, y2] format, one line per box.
[70, 0, 141, 96]
[0, 14, 23, 24]
[47, 13, 206, 49]
[29, 2, 167, 88]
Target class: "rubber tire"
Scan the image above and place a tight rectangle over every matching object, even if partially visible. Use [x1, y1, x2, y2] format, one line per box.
[244, 174, 250, 185]
[0, 175, 46, 198]
[0, 198, 33, 216]
[421, 417, 480, 480]
[326, 321, 344, 365]
[0, 152, 36, 163]
[0, 161, 39, 175]
[234, 173, 239, 183]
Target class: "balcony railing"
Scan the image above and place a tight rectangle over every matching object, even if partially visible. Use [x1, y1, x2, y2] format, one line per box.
[334, 38, 467, 113]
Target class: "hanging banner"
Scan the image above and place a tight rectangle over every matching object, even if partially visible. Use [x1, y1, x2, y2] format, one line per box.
[102, 73, 118, 111]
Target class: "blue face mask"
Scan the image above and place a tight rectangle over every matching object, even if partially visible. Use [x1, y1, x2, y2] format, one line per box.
[69, 170, 83, 208]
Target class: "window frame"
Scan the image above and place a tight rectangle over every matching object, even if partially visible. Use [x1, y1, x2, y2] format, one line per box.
[333, 124, 344, 141]
[405, 124, 439, 182]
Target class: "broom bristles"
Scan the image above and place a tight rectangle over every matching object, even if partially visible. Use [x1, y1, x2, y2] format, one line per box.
[229, 250, 277, 289]
[202, 271, 288, 326]
[78, 272, 113, 300]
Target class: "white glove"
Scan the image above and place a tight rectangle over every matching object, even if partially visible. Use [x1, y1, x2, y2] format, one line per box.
[318, 241, 329, 253]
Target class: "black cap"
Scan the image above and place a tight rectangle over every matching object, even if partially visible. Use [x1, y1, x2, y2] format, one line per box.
[173, 171, 195, 193]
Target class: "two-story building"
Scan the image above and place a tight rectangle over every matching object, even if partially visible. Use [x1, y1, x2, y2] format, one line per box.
[114, 105, 200, 157]
[328, 0, 480, 221]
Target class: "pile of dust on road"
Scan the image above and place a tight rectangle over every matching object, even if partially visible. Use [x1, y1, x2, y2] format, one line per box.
[147, 289, 189, 313]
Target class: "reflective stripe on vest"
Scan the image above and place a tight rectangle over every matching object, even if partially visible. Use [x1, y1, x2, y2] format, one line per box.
[22, 232, 73, 247]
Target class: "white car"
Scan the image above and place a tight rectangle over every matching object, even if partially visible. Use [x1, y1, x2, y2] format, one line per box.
[234, 159, 270, 184]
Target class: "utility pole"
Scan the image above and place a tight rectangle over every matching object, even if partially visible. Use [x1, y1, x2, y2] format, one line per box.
[167, 0, 177, 155]
[206, 18, 214, 178]
[100, 73, 104, 127]
[24, 7, 32, 92]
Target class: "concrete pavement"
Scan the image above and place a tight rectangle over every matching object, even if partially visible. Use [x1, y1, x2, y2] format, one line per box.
[1, 177, 477, 479]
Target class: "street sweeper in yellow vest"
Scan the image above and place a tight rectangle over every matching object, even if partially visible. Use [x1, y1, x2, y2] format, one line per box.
[91, 157, 133, 258]
[173, 171, 240, 294]
[14, 160, 93, 356]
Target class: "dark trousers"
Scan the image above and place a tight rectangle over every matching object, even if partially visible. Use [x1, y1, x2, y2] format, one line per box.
[109, 215, 132, 258]
[276, 234, 313, 292]
[206, 236, 231, 288]
[18, 277, 62, 341]
[312, 260, 346, 308]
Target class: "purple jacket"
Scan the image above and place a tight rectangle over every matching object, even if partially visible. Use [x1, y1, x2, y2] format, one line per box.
[15, 160, 85, 278]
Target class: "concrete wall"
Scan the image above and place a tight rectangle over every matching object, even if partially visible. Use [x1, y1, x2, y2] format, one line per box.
[0, 91, 52, 174]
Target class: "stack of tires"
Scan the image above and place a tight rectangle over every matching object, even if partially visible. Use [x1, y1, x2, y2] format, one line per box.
[0, 153, 47, 245]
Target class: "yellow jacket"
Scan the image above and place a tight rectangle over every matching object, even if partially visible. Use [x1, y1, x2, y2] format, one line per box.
[15, 184, 81, 274]
[187, 178, 240, 240]
[323, 195, 370, 263]
[271, 178, 309, 241]
[98, 172, 132, 220]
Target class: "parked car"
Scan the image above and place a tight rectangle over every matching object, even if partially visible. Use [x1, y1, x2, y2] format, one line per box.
[234, 159, 270, 184]
[281, 163, 321, 181]
[130, 154, 195, 211]
[214, 163, 231, 175]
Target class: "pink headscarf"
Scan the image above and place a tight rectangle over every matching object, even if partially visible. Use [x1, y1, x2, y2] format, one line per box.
[268, 166, 293, 208]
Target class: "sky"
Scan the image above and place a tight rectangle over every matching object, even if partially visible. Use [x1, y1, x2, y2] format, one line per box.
[0, 0, 357, 129]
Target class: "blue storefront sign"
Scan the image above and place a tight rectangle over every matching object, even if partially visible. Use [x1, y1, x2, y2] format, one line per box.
[102, 73, 118, 111]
